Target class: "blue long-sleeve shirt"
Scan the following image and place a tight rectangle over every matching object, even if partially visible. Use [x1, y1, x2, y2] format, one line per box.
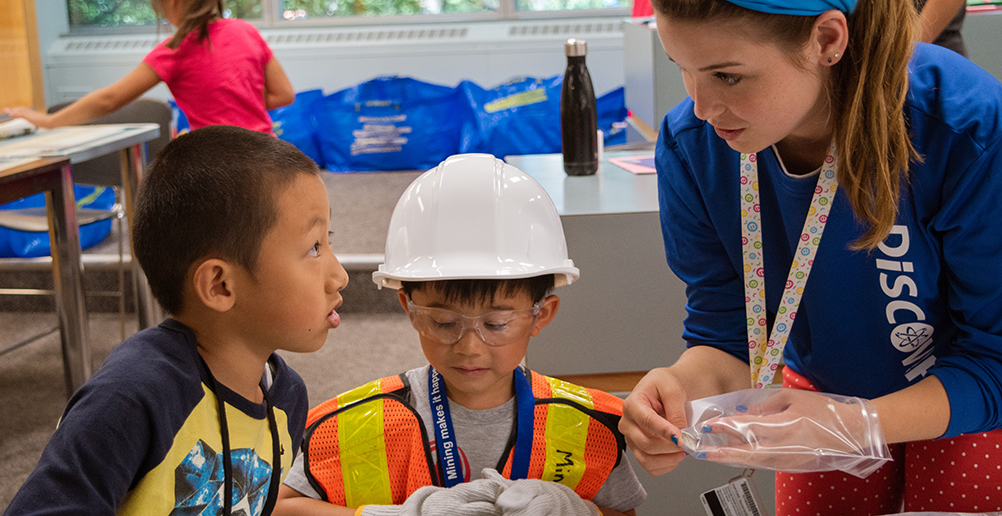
[656, 43, 1002, 439]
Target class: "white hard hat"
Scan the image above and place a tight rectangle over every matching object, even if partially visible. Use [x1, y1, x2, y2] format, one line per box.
[373, 153, 579, 290]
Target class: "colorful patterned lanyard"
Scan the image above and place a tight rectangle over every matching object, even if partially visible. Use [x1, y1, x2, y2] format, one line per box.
[740, 145, 838, 388]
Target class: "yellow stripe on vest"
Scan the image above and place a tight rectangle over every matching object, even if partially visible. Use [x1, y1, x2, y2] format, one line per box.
[338, 379, 393, 507]
[541, 376, 594, 491]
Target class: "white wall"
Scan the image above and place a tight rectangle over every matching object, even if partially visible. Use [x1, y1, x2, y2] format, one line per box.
[964, 10, 1002, 83]
[37, 12, 630, 106]
[35, 0, 70, 104]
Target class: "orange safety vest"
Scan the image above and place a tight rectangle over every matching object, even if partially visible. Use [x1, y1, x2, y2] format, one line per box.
[301, 369, 626, 509]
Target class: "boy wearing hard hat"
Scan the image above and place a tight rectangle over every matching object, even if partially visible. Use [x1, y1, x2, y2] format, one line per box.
[274, 154, 647, 516]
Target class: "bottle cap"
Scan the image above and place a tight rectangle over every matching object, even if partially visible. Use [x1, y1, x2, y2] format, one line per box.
[565, 38, 587, 57]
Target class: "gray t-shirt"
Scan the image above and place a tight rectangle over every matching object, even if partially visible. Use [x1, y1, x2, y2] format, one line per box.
[283, 365, 647, 512]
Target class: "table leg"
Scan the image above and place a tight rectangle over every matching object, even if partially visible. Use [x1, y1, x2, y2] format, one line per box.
[46, 163, 92, 396]
[120, 145, 162, 329]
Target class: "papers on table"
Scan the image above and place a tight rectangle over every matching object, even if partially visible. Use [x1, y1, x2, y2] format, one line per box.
[608, 155, 656, 174]
[0, 125, 132, 158]
[0, 119, 37, 140]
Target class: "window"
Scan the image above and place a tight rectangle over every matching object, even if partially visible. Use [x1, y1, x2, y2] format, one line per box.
[516, 0, 625, 12]
[280, 0, 499, 19]
[68, 0, 626, 28]
[69, 0, 262, 28]
[68, 0, 157, 27]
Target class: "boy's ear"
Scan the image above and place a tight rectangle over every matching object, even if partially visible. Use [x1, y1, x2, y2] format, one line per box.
[397, 290, 410, 314]
[191, 258, 236, 313]
[530, 294, 560, 337]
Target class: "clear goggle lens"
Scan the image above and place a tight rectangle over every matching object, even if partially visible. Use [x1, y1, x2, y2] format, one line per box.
[406, 299, 542, 347]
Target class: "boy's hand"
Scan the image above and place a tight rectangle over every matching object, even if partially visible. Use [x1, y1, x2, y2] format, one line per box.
[487, 469, 600, 516]
[360, 469, 601, 516]
[360, 480, 503, 516]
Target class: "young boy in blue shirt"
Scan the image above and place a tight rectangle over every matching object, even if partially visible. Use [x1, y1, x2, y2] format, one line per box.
[5, 125, 349, 515]
[275, 154, 646, 515]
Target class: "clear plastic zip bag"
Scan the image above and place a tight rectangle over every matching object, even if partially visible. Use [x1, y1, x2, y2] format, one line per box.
[677, 388, 891, 478]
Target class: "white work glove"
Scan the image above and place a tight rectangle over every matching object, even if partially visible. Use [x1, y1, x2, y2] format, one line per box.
[359, 469, 600, 516]
[359, 476, 505, 516]
[486, 469, 601, 516]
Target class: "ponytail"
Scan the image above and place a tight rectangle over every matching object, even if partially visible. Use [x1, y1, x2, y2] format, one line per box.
[831, 0, 919, 250]
[152, 0, 226, 49]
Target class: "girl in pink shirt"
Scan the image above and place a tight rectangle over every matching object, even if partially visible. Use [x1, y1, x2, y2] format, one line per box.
[6, 0, 294, 134]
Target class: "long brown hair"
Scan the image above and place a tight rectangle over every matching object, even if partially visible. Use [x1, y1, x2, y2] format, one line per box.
[152, 0, 225, 49]
[650, 0, 920, 250]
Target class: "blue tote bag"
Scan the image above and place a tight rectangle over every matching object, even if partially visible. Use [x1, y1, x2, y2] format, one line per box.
[314, 76, 468, 172]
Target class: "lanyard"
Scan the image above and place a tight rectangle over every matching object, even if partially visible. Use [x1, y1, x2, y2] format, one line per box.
[740, 145, 838, 388]
[200, 357, 281, 515]
[428, 366, 535, 487]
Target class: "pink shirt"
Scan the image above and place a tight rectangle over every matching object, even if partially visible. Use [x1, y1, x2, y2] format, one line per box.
[144, 18, 274, 134]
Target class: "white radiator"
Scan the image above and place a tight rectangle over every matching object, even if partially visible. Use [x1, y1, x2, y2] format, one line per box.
[45, 17, 627, 103]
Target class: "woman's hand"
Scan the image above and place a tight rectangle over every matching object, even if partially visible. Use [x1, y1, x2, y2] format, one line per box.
[619, 367, 689, 476]
[620, 346, 751, 477]
[686, 388, 890, 478]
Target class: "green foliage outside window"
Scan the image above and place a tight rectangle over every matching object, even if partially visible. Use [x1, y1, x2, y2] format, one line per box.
[67, 0, 262, 27]
[279, 0, 497, 19]
[515, 0, 624, 11]
[68, 0, 156, 27]
[67, 0, 622, 27]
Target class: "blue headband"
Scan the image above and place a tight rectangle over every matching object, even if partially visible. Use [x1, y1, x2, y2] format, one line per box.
[724, 0, 856, 15]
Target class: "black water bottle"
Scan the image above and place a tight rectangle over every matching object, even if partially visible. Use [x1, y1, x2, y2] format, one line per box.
[561, 38, 599, 176]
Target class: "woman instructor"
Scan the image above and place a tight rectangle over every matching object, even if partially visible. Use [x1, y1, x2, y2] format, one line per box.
[619, 0, 1002, 514]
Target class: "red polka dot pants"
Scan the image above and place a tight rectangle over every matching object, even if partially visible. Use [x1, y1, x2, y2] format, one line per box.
[775, 368, 1002, 516]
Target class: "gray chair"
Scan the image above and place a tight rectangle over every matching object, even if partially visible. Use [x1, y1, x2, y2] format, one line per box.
[45, 97, 172, 185]
[0, 97, 172, 354]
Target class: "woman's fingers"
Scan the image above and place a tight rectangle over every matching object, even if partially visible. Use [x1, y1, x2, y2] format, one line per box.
[629, 446, 687, 477]
[621, 394, 680, 454]
[620, 368, 692, 476]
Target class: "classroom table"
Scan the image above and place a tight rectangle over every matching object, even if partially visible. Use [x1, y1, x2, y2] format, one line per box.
[0, 156, 89, 397]
[0, 124, 161, 395]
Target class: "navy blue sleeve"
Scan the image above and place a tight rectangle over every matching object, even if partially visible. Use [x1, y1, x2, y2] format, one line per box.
[926, 133, 1002, 438]
[4, 369, 155, 514]
[4, 327, 204, 515]
[655, 107, 749, 365]
[905, 45, 1002, 437]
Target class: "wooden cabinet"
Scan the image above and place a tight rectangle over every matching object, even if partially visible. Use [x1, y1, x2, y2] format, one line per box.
[1, 0, 45, 110]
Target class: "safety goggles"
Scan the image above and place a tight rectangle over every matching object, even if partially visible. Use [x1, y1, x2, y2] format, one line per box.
[405, 299, 543, 347]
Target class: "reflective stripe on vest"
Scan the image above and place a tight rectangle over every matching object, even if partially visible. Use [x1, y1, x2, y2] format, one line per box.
[303, 371, 623, 508]
[303, 375, 434, 507]
[338, 379, 391, 507]
[501, 370, 624, 501]
[541, 376, 592, 491]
